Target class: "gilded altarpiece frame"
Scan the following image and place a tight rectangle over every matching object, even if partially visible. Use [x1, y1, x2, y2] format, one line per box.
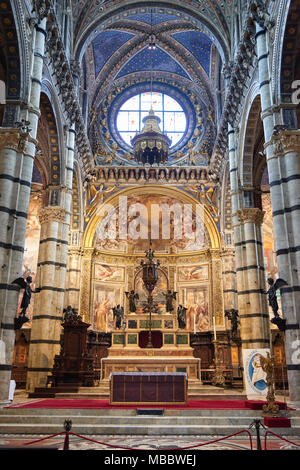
[80, 251, 225, 331]
[176, 264, 210, 333]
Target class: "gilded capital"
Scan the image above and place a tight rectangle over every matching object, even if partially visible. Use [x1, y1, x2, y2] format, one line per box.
[38, 206, 66, 225]
[269, 130, 300, 157]
[68, 247, 84, 257]
[0, 129, 29, 154]
[236, 208, 265, 225]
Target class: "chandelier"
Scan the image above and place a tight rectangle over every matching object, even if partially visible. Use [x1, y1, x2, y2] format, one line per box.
[130, 8, 171, 165]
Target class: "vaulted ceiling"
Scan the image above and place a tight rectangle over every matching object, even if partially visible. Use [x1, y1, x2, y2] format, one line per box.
[70, 1, 233, 167]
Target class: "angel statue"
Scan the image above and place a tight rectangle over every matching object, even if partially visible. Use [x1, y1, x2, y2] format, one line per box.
[63, 305, 79, 322]
[12, 276, 35, 329]
[113, 305, 124, 329]
[125, 290, 139, 313]
[164, 290, 177, 313]
[265, 277, 288, 330]
[225, 309, 240, 340]
[177, 305, 187, 329]
[85, 184, 118, 216]
[189, 185, 219, 216]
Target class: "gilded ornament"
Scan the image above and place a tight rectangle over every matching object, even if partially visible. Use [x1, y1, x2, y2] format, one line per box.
[236, 208, 265, 225]
[38, 206, 66, 225]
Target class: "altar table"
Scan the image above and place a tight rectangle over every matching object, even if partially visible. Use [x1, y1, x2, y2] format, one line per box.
[109, 372, 188, 405]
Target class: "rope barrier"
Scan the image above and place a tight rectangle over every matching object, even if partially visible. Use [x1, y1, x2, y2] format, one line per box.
[23, 431, 68, 446]
[264, 430, 300, 450]
[70, 429, 253, 450]
[23, 428, 253, 451]
[23, 420, 300, 451]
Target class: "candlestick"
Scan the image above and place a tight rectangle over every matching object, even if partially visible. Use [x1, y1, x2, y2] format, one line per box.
[213, 316, 217, 340]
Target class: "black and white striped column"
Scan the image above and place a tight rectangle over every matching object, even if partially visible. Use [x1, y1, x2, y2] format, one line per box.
[26, 206, 67, 391]
[222, 248, 237, 315]
[65, 246, 82, 310]
[255, 21, 300, 406]
[26, 126, 75, 392]
[0, 19, 47, 405]
[235, 208, 270, 349]
[228, 125, 270, 351]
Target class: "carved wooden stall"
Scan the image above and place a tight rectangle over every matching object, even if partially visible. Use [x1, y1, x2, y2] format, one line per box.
[11, 330, 30, 388]
[50, 313, 95, 387]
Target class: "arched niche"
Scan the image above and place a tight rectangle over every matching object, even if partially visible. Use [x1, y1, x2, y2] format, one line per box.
[83, 185, 221, 252]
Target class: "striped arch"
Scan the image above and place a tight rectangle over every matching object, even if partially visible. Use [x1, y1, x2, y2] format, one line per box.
[279, 1, 300, 128]
[280, 1, 300, 105]
[240, 94, 262, 190]
[71, 161, 84, 233]
[37, 93, 62, 188]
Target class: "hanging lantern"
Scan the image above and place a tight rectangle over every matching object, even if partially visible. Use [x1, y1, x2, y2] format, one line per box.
[131, 108, 171, 165]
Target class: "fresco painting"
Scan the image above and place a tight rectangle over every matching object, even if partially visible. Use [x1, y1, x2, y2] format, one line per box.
[95, 195, 209, 253]
[17, 196, 42, 327]
[178, 265, 209, 282]
[93, 283, 123, 331]
[94, 264, 125, 282]
[179, 285, 209, 332]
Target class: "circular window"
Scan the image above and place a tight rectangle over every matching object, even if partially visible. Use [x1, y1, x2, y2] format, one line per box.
[116, 92, 187, 148]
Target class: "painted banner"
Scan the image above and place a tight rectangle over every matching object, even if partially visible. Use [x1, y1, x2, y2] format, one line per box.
[242, 349, 270, 398]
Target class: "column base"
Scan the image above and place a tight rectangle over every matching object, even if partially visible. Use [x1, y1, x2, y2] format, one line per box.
[0, 399, 11, 408]
[289, 401, 300, 410]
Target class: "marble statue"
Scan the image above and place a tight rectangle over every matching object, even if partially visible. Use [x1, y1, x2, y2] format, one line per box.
[113, 305, 124, 329]
[125, 291, 139, 312]
[164, 290, 177, 313]
[177, 305, 187, 329]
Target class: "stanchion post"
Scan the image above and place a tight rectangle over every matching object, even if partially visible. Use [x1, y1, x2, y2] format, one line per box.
[249, 419, 266, 451]
[63, 419, 72, 451]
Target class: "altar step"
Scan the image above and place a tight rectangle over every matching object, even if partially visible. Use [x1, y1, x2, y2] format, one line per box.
[29, 381, 246, 401]
[0, 407, 299, 436]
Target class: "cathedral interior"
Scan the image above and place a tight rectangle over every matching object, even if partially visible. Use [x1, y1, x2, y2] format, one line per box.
[0, 0, 300, 438]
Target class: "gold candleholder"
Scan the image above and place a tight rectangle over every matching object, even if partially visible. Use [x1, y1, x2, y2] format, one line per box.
[211, 339, 225, 387]
[260, 353, 280, 417]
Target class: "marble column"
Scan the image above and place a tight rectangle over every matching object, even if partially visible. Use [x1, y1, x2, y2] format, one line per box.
[228, 124, 244, 330]
[26, 206, 67, 392]
[235, 208, 270, 349]
[255, 20, 300, 406]
[26, 124, 75, 392]
[228, 123, 270, 366]
[221, 248, 237, 314]
[65, 246, 83, 310]
[0, 19, 47, 405]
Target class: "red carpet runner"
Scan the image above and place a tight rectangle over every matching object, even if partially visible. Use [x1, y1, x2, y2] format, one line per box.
[7, 399, 291, 410]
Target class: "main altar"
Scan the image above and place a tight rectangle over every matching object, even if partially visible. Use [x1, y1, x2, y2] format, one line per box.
[99, 240, 202, 383]
[75, 184, 233, 391]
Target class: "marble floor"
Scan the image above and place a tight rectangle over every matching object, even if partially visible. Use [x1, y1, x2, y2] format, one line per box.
[0, 433, 299, 451]
[1, 391, 299, 451]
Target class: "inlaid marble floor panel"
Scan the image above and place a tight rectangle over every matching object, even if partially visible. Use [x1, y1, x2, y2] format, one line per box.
[0, 434, 299, 451]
